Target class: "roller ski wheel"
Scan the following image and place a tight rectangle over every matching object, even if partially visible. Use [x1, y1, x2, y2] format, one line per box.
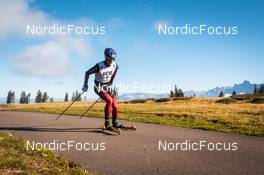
[102, 125, 121, 135]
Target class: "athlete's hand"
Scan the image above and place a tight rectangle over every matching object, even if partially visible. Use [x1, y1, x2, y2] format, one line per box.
[82, 84, 88, 92]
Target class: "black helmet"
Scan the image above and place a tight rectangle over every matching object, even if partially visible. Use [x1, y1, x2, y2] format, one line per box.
[104, 48, 116, 60]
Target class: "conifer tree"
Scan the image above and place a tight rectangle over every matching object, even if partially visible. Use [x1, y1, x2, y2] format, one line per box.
[42, 92, 49, 103]
[35, 90, 42, 103]
[6, 90, 15, 104]
[219, 91, 224, 97]
[232, 91, 237, 96]
[259, 84, 264, 93]
[19, 91, 26, 104]
[64, 92, 69, 102]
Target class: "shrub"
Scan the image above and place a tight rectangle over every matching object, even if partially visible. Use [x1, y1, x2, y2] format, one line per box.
[251, 98, 264, 104]
[215, 98, 237, 104]
[172, 97, 193, 101]
[129, 99, 147, 103]
[155, 98, 171, 102]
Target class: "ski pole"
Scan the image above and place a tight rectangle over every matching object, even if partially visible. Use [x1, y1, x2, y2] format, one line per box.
[79, 97, 101, 119]
[55, 91, 85, 121]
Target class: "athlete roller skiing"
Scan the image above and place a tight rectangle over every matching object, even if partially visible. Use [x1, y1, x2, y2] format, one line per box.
[82, 48, 135, 131]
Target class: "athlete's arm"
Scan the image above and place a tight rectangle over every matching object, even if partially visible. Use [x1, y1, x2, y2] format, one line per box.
[83, 64, 100, 86]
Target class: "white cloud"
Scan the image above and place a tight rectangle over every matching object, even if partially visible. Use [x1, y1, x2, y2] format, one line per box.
[58, 37, 91, 58]
[0, 0, 92, 77]
[14, 41, 70, 77]
[0, 1, 128, 78]
[13, 36, 92, 77]
[0, 0, 50, 39]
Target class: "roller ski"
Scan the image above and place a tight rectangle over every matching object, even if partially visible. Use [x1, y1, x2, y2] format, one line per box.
[113, 121, 136, 131]
[102, 121, 120, 135]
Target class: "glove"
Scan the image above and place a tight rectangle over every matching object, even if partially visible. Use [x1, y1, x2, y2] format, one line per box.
[82, 84, 88, 92]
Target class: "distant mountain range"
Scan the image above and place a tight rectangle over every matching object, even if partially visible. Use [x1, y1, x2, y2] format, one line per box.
[118, 80, 262, 100]
[184, 80, 261, 98]
[117, 93, 168, 101]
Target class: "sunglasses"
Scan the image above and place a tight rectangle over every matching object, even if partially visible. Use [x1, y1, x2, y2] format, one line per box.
[106, 57, 115, 61]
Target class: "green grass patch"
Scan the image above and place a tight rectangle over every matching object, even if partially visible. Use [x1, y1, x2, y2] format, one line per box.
[0, 132, 90, 175]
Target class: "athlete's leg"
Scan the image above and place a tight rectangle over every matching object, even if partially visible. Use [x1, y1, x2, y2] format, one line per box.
[112, 95, 118, 125]
[102, 92, 113, 121]
[94, 86, 113, 124]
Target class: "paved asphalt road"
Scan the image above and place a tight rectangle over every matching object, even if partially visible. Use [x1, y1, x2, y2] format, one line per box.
[0, 111, 263, 175]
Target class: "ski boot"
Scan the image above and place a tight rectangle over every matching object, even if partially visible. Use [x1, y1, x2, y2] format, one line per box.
[104, 120, 112, 129]
[102, 120, 120, 135]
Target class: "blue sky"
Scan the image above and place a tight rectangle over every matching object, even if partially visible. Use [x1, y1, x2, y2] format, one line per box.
[0, 0, 263, 99]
